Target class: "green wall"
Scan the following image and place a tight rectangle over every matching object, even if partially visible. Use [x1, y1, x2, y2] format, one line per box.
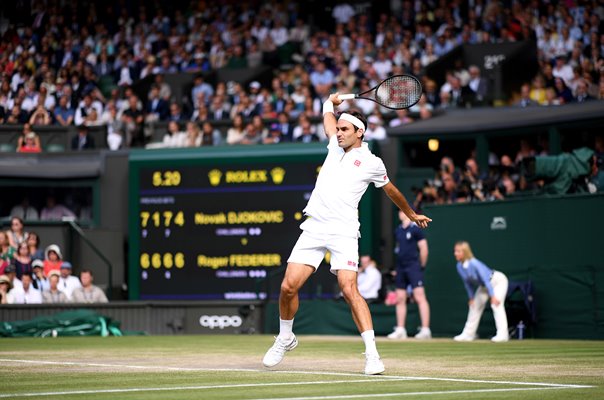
[266, 194, 604, 339]
[422, 193, 604, 339]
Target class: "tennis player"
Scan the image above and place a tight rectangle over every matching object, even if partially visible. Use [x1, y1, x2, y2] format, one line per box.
[263, 93, 432, 375]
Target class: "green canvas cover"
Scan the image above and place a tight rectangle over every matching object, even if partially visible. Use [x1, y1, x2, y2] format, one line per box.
[0, 309, 123, 337]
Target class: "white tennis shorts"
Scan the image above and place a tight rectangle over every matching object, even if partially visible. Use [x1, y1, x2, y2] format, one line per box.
[287, 230, 359, 274]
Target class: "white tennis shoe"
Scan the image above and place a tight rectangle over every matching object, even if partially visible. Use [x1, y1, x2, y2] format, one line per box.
[453, 332, 476, 342]
[414, 327, 432, 340]
[364, 353, 385, 375]
[262, 335, 298, 367]
[491, 334, 509, 343]
[387, 327, 407, 339]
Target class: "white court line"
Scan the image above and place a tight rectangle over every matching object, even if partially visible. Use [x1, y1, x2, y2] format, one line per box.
[249, 386, 583, 400]
[0, 358, 594, 399]
[0, 378, 408, 399]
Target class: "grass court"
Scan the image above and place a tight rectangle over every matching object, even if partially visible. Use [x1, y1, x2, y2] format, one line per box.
[0, 335, 602, 399]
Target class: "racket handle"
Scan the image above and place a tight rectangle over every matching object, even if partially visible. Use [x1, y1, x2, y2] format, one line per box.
[339, 94, 356, 100]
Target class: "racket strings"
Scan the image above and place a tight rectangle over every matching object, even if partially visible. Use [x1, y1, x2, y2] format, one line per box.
[376, 76, 422, 109]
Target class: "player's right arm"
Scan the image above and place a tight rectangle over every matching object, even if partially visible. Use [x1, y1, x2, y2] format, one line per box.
[322, 93, 342, 139]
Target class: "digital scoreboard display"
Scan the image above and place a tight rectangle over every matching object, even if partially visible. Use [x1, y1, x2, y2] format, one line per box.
[128, 145, 379, 301]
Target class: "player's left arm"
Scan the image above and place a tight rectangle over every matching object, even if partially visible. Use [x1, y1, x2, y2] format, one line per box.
[382, 181, 432, 229]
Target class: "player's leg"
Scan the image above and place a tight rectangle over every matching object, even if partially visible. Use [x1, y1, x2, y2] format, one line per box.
[338, 269, 373, 332]
[490, 271, 510, 342]
[263, 231, 324, 368]
[330, 235, 384, 375]
[279, 262, 315, 320]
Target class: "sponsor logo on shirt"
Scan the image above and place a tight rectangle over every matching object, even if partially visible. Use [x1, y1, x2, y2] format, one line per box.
[347, 260, 358, 267]
[383, 175, 387, 180]
[354, 160, 361, 167]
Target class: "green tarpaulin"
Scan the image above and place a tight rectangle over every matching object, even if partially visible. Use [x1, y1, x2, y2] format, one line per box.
[0, 309, 123, 337]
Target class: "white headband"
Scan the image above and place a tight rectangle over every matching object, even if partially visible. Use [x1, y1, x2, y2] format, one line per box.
[339, 113, 365, 132]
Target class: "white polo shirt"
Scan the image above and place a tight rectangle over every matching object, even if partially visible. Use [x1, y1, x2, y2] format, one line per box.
[301, 136, 389, 237]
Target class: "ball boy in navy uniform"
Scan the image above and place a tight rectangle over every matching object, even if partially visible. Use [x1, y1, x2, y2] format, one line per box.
[387, 211, 431, 339]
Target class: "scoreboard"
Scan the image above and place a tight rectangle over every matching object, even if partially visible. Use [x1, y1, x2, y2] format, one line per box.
[128, 144, 379, 300]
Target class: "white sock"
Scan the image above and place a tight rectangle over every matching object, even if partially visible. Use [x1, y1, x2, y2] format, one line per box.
[361, 330, 378, 356]
[278, 318, 294, 340]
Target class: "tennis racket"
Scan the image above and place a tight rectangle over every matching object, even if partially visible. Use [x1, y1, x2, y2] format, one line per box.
[339, 74, 422, 110]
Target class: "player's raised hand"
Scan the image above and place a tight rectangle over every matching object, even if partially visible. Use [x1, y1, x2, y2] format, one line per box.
[328, 92, 343, 106]
[412, 214, 432, 229]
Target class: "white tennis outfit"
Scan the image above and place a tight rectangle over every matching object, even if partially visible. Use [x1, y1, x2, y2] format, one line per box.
[288, 135, 389, 273]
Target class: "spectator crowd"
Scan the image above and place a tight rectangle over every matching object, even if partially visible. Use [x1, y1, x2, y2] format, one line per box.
[0, 216, 108, 304]
[0, 0, 601, 152]
[0, 0, 602, 209]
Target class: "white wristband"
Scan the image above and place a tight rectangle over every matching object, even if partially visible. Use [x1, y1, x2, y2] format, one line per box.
[322, 100, 334, 115]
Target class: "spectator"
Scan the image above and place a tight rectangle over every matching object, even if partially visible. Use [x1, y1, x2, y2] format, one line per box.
[226, 114, 246, 145]
[13, 242, 33, 280]
[182, 122, 202, 147]
[4, 264, 22, 290]
[191, 75, 214, 108]
[310, 62, 335, 98]
[31, 259, 48, 291]
[8, 272, 42, 304]
[27, 232, 44, 261]
[0, 232, 15, 275]
[154, 120, 186, 148]
[71, 269, 108, 303]
[57, 261, 82, 301]
[552, 55, 574, 86]
[29, 103, 52, 126]
[466, 65, 489, 105]
[530, 75, 548, 105]
[515, 83, 538, 107]
[10, 198, 39, 221]
[122, 95, 145, 146]
[167, 102, 185, 122]
[574, 80, 594, 102]
[0, 274, 13, 304]
[17, 132, 42, 153]
[71, 125, 96, 150]
[332, 1, 356, 24]
[388, 109, 414, 128]
[270, 112, 291, 142]
[54, 95, 75, 126]
[145, 85, 169, 122]
[553, 77, 574, 104]
[365, 115, 387, 141]
[40, 195, 77, 221]
[42, 244, 63, 277]
[100, 101, 125, 150]
[74, 93, 103, 126]
[42, 270, 69, 303]
[294, 115, 320, 143]
[6, 216, 28, 249]
[357, 255, 382, 303]
[263, 123, 284, 144]
[200, 121, 222, 146]
[240, 122, 263, 145]
[409, 94, 434, 120]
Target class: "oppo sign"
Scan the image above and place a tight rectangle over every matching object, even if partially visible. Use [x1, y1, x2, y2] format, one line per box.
[199, 315, 243, 329]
